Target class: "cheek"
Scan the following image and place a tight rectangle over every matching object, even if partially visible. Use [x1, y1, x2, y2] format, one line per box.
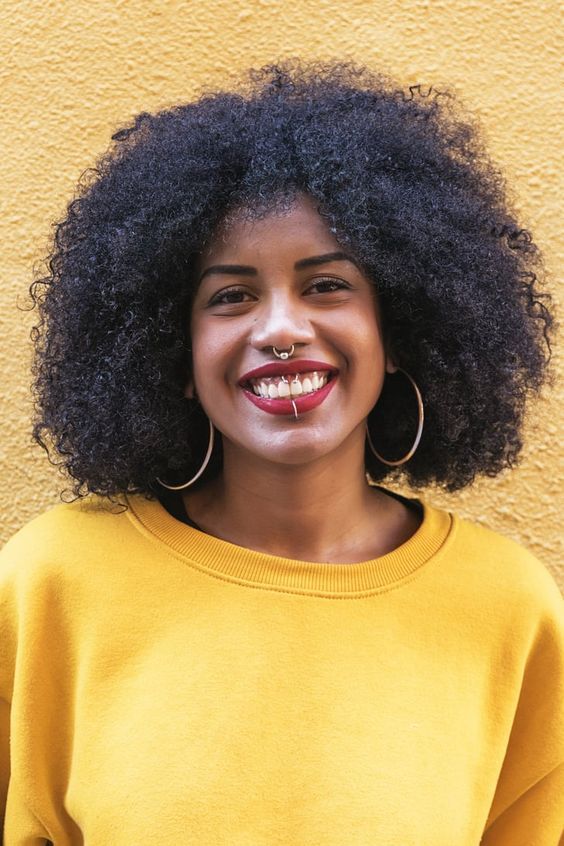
[189, 323, 237, 398]
[188, 320, 212, 397]
[350, 313, 387, 394]
[347, 307, 386, 357]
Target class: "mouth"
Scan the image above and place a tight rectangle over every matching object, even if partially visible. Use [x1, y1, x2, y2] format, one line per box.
[239, 366, 339, 416]
[245, 370, 332, 399]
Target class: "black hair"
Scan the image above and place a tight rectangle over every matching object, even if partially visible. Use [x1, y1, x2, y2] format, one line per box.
[30, 60, 554, 496]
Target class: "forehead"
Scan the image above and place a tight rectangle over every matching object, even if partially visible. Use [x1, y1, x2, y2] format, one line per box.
[200, 195, 342, 264]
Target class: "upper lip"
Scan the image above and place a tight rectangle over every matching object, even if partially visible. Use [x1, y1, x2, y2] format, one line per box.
[238, 359, 339, 384]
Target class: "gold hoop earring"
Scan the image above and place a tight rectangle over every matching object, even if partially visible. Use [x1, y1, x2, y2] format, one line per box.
[366, 369, 424, 467]
[157, 417, 215, 490]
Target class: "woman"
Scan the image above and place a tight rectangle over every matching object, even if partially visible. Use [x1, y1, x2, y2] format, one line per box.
[1, 62, 562, 844]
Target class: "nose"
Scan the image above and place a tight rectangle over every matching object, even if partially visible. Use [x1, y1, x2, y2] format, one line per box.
[249, 291, 316, 354]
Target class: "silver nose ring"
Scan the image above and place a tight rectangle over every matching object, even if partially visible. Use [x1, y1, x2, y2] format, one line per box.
[272, 345, 295, 360]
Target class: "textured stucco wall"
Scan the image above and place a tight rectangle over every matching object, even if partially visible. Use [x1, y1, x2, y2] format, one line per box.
[1, 0, 562, 586]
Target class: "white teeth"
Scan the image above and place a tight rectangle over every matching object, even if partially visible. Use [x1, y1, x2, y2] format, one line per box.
[247, 370, 332, 400]
[252, 382, 270, 397]
[290, 377, 303, 396]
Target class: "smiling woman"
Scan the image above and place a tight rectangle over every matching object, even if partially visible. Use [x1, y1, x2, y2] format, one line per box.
[0, 61, 563, 845]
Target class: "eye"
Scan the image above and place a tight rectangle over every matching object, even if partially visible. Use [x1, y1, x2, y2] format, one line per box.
[306, 277, 352, 294]
[208, 286, 255, 306]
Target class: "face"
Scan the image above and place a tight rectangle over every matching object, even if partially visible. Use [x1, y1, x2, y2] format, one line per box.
[188, 195, 394, 470]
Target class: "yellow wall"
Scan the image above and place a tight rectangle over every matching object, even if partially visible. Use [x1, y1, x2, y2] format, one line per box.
[2, 0, 562, 586]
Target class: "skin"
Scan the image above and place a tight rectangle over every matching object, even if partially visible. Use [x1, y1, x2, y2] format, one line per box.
[183, 194, 421, 564]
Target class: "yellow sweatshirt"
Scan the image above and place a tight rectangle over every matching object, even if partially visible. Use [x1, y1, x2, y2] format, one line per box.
[0, 494, 563, 845]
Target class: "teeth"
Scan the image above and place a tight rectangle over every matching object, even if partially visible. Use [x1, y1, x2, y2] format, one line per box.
[291, 377, 303, 396]
[248, 370, 330, 399]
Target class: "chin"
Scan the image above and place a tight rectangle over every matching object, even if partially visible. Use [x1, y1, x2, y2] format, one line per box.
[249, 432, 348, 467]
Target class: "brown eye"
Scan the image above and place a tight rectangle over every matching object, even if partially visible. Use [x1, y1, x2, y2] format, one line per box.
[307, 278, 351, 294]
[208, 287, 253, 306]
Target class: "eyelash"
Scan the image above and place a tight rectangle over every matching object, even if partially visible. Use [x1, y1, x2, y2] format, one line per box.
[208, 278, 351, 306]
[208, 287, 250, 305]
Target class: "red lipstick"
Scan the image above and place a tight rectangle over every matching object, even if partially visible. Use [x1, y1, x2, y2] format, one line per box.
[238, 359, 338, 384]
[242, 377, 337, 415]
[238, 359, 339, 416]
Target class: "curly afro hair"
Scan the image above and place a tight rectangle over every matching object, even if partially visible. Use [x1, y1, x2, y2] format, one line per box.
[30, 60, 553, 497]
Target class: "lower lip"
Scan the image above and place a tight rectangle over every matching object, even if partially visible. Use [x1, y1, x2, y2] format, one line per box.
[242, 377, 338, 416]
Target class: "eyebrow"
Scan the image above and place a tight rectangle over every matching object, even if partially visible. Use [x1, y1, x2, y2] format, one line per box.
[198, 251, 359, 282]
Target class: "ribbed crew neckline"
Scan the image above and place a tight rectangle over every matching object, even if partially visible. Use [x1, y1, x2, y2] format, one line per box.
[126, 493, 453, 596]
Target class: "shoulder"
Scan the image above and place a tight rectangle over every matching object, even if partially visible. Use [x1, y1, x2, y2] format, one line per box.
[442, 508, 563, 625]
[0, 496, 135, 587]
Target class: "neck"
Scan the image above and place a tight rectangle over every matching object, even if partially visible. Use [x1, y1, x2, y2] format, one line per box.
[183, 429, 419, 563]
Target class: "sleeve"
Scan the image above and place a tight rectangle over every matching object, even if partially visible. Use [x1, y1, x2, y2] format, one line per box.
[481, 578, 564, 846]
[0, 595, 11, 841]
[0, 696, 8, 839]
[481, 763, 563, 845]
[0, 517, 68, 845]
[0, 543, 16, 842]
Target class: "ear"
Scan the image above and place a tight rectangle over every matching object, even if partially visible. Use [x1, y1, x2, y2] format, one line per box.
[385, 354, 398, 375]
[184, 377, 196, 400]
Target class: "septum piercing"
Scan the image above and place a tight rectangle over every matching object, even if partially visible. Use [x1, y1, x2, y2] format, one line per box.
[272, 345, 295, 360]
